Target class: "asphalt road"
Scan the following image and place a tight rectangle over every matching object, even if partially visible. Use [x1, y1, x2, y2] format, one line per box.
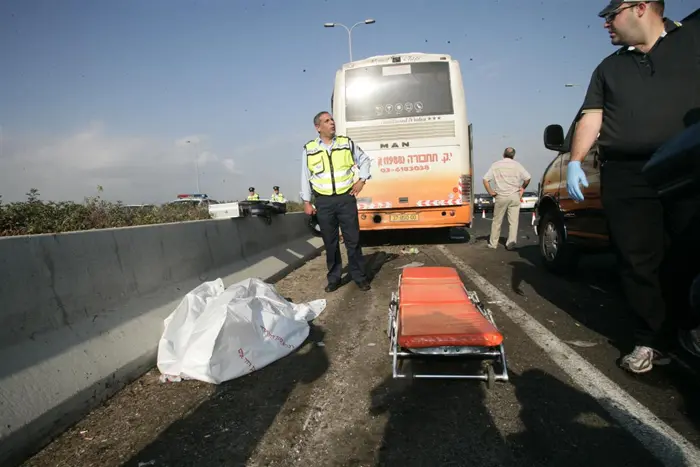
[21, 212, 700, 467]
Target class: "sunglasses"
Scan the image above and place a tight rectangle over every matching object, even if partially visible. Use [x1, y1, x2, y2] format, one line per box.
[603, 3, 641, 23]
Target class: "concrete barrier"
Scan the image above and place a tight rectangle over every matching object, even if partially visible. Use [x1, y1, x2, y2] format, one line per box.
[0, 212, 324, 466]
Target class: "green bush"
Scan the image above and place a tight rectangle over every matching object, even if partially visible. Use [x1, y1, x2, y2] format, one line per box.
[0, 188, 304, 237]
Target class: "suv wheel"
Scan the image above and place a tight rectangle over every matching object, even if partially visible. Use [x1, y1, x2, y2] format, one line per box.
[539, 210, 578, 273]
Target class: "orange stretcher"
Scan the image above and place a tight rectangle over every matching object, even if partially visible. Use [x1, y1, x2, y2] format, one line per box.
[387, 266, 509, 386]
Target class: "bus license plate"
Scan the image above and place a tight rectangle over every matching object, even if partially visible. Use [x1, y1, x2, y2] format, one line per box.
[390, 213, 418, 222]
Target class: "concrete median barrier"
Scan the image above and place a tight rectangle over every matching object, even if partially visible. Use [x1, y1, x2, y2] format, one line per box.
[0, 212, 323, 466]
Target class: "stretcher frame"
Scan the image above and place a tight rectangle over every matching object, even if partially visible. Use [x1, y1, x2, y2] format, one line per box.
[387, 272, 509, 387]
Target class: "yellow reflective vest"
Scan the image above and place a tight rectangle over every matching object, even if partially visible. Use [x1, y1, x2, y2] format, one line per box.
[270, 193, 285, 202]
[247, 193, 260, 200]
[305, 136, 355, 196]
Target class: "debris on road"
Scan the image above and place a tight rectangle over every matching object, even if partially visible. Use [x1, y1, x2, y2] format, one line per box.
[564, 340, 598, 348]
[396, 261, 424, 269]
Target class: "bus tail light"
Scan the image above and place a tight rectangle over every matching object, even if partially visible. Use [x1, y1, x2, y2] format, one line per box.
[459, 175, 472, 203]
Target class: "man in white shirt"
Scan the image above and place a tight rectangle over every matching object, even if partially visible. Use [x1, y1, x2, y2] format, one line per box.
[482, 147, 531, 250]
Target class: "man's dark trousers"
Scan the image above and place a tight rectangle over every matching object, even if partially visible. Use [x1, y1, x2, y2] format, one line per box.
[314, 192, 368, 286]
[601, 160, 700, 351]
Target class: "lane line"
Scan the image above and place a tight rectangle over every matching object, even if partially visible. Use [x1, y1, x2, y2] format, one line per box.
[437, 244, 700, 467]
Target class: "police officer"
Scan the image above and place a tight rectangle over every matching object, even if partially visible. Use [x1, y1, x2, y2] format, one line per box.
[568, 1, 700, 373]
[247, 187, 259, 201]
[270, 186, 286, 203]
[300, 111, 371, 292]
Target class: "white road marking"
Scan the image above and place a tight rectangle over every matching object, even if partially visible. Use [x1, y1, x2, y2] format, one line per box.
[437, 245, 700, 467]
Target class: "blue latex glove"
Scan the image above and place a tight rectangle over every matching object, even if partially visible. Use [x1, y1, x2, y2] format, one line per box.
[567, 161, 589, 202]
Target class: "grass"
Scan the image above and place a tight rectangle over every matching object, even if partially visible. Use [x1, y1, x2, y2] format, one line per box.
[0, 188, 305, 237]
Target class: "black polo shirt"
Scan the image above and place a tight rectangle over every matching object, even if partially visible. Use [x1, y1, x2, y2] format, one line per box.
[581, 14, 700, 161]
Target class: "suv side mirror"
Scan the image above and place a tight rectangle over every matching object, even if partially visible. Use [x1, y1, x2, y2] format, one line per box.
[543, 124, 565, 152]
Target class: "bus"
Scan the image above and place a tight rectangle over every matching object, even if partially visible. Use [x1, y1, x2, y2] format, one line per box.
[331, 52, 474, 232]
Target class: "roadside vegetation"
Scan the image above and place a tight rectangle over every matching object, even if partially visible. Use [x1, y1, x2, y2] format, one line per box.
[0, 188, 304, 237]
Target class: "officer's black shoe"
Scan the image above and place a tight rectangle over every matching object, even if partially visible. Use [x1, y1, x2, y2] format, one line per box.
[325, 282, 340, 293]
[356, 281, 371, 291]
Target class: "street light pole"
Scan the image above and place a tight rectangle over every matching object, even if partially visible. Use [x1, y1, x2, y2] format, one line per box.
[186, 140, 201, 193]
[324, 18, 375, 62]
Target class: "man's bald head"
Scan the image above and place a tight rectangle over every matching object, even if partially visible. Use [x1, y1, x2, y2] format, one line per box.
[503, 147, 516, 159]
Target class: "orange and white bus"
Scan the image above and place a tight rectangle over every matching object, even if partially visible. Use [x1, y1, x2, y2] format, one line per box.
[331, 52, 474, 232]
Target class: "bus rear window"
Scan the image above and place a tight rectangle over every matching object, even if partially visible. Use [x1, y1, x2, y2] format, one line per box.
[344, 62, 454, 122]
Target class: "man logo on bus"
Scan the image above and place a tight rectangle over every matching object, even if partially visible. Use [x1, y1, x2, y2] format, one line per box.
[380, 142, 410, 149]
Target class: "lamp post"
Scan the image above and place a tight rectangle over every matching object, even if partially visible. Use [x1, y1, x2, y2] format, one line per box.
[185, 140, 201, 193]
[323, 19, 375, 62]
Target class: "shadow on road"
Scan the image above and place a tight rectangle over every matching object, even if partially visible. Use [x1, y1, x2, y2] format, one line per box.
[511, 245, 700, 435]
[506, 369, 667, 467]
[332, 250, 400, 289]
[360, 227, 470, 248]
[509, 245, 629, 352]
[370, 368, 665, 467]
[122, 326, 330, 467]
[369, 375, 508, 466]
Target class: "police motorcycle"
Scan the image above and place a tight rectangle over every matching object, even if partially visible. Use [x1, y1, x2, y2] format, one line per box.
[642, 120, 700, 322]
[240, 186, 287, 224]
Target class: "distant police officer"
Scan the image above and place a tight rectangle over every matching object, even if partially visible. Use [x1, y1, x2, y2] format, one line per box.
[568, 1, 700, 373]
[270, 186, 286, 203]
[247, 187, 260, 201]
[300, 111, 371, 292]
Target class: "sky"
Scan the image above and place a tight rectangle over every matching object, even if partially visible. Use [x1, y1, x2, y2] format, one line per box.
[0, 0, 696, 204]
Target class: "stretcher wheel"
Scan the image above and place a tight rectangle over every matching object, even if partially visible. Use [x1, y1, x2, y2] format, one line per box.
[485, 364, 495, 389]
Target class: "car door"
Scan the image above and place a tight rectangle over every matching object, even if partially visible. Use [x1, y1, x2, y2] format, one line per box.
[559, 138, 607, 239]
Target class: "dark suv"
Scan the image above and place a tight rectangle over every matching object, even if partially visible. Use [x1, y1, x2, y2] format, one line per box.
[533, 113, 610, 273]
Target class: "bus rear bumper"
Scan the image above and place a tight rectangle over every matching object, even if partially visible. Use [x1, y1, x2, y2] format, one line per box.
[358, 206, 472, 231]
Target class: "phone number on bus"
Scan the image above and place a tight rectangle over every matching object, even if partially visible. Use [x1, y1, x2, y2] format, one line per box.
[379, 165, 431, 174]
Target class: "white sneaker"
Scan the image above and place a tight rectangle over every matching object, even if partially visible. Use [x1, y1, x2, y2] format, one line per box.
[620, 346, 670, 374]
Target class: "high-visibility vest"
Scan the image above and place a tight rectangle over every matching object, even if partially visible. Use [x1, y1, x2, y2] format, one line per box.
[271, 193, 285, 202]
[305, 136, 355, 196]
[247, 193, 260, 200]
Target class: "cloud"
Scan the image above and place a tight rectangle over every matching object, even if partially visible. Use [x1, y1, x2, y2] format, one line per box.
[0, 122, 242, 204]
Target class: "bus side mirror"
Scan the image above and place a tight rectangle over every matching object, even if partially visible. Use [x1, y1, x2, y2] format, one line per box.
[544, 124, 565, 152]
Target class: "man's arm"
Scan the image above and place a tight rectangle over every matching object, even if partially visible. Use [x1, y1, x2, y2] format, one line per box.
[571, 113, 603, 162]
[352, 140, 372, 181]
[482, 165, 495, 196]
[349, 140, 371, 196]
[483, 179, 496, 196]
[572, 65, 605, 162]
[520, 164, 531, 189]
[300, 148, 313, 210]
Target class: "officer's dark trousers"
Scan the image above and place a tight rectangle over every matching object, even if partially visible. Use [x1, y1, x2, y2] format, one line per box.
[601, 161, 700, 351]
[314, 192, 368, 286]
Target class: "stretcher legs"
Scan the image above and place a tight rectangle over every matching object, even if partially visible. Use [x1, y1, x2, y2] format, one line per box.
[387, 290, 509, 387]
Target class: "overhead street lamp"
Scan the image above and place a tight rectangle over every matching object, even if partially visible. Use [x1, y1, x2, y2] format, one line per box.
[564, 83, 581, 87]
[324, 18, 375, 62]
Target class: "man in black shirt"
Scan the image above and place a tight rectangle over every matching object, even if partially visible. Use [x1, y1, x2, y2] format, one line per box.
[568, 1, 700, 373]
